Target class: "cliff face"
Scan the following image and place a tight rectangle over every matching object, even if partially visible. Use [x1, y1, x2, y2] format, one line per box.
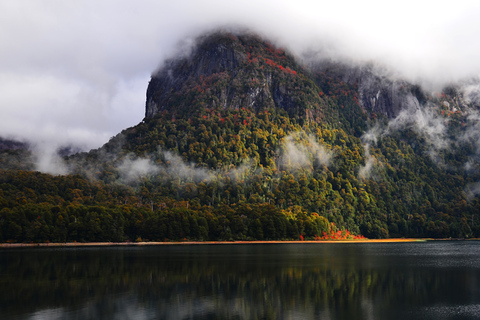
[146, 31, 468, 121]
[145, 33, 242, 118]
[145, 32, 324, 120]
[311, 61, 427, 118]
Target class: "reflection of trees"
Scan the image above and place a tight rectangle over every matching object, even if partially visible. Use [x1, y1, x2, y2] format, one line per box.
[0, 246, 478, 319]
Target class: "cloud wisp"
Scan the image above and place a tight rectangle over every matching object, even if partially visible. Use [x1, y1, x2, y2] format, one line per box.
[358, 144, 376, 180]
[278, 132, 332, 172]
[360, 94, 451, 171]
[32, 143, 69, 176]
[61, 130, 332, 184]
[114, 131, 333, 185]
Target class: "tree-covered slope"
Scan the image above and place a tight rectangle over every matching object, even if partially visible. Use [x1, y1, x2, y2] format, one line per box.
[2, 30, 480, 242]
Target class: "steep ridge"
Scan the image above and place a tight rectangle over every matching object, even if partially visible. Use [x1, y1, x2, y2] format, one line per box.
[145, 32, 325, 122]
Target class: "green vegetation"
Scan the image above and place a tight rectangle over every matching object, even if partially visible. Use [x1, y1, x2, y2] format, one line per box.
[0, 169, 342, 242]
[1, 32, 480, 242]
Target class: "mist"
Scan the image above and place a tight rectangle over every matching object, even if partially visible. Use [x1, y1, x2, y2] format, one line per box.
[32, 143, 69, 176]
[279, 133, 332, 172]
[1, 1, 480, 150]
[389, 100, 449, 163]
[358, 144, 376, 180]
[83, 131, 333, 186]
[361, 93, 451, 163]
[117, 156, 159, 183]
[115, 150, 233, 185]
[358, 94, 451, 179]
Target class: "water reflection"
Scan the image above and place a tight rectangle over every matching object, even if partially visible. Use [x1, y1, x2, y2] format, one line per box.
[1, 242, 480, 319]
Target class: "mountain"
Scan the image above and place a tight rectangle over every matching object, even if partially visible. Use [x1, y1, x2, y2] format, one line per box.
[0, 137, 29, 151]
[310, 59, 479, 119]
[1, 30, 480, 243]
[145, 32, 323, 119]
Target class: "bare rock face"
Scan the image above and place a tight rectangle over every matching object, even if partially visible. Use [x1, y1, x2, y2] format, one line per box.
[144, 32, 323, 119]
[146, 33, 242, 117]
[146, 31, 454, 121]
[312, 60, 425, 118]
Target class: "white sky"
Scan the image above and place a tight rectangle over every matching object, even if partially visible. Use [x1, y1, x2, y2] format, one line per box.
[1, 0, 480, 150]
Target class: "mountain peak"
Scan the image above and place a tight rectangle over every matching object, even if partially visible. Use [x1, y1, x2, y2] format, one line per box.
[145, 31, 323, 120]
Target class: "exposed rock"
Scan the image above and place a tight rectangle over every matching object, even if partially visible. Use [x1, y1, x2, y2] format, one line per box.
[146, 31, 476, 121]
[146, 33, 243, 117]
[145, 32, 322, 119]
[311, 60, 423, 118]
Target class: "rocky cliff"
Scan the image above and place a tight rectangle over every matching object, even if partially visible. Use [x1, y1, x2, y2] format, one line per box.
[145, 32, 324, 120]
[311, 60, 427, 118]
[146, 31, 477, 121]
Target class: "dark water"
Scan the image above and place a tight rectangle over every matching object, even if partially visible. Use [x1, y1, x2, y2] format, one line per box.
[1, 242, 480, 319]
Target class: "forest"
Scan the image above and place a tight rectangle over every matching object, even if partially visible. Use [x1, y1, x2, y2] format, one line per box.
[1, 32, 480, 242]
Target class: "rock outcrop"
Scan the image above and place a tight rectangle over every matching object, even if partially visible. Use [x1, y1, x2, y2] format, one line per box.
[146, 31, 473, 121]
[145, 32, 323, 119]
[311, 60, 426, 118]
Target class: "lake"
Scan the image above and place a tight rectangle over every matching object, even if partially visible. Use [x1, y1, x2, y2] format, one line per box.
[1, 241, 480, 319]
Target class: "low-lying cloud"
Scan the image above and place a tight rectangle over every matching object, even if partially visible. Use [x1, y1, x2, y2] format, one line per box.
[279, 133, 332, 171]
[358, 144, 376, 180]
[115, 149, 248, 185]
[113, 132, 333, 185]
[360, 94, 451, 170]
[32, 143, 69, 176]
[358, 94, 452, 178]
[117, 156, 159, 183]
[389, 103, 449, 164]
[464, 182, 480, 201]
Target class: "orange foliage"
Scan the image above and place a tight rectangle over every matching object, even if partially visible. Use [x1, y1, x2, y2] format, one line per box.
[316, 223, 366, 240]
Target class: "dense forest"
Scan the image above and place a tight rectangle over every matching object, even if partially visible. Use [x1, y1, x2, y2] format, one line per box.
[1, 31, 480, 242]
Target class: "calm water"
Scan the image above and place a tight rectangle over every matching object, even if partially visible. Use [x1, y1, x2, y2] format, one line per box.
[1, 242, 480, 319]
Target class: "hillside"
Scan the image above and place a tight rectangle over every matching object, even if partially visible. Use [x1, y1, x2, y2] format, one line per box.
[1, 31, 480, 243]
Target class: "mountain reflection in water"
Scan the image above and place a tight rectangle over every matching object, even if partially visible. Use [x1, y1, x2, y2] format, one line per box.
[1, 242, 480, 320]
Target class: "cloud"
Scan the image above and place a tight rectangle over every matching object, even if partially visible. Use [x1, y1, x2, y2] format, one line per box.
[461, 78, 480, 105]
[32, 143, 69, 176]
[117, 156, 159, 183]
[94, 132, 332, 186]
[359, 125, 381, 180]
[115, 149, 234, 185]
[358, 144, 376, 180]
[361, 123, 382, 146]
[460, 111, 480, 148]
[361, 94, 450, 166]
[279, 132, 332, 171]
[457, 111, 480, 174]
[226, 160, 254, 182]
[464, 183, 480, 201]
[358, 94, 452, 178]
[389, 101, 449, 158]
[161, 151, 213, 183]
[1, 1, 480, 150]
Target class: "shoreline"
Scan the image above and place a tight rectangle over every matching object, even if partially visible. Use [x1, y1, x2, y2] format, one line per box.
[0, 238, 434, 248]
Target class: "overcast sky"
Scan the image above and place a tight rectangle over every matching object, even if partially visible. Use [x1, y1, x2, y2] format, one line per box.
[1, 0, 480, 151]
